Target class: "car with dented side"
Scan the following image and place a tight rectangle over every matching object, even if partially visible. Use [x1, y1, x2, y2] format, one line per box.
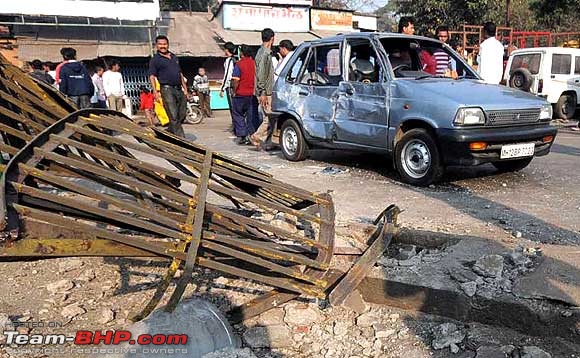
[271, 33, 557, 186]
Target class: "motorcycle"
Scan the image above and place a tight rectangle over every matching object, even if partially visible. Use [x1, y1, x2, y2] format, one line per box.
[185, 94, 204, 125]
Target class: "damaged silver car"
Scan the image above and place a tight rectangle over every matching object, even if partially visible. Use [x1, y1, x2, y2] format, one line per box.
[271, 33, 557, 186]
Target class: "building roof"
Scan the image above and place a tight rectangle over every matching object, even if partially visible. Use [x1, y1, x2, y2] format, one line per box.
[161, 12, 224, 57]
[14, 24, 153, 61]
[162, 12, 319, 54]
[217, 30, 320, 46]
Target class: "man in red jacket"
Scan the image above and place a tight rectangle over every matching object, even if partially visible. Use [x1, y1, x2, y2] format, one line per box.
[231, 45, 261, 145]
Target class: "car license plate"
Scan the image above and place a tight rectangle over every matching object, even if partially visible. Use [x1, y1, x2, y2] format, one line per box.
[500, 143, 535, 159]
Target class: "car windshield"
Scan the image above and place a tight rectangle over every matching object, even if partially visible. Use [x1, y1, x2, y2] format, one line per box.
[379, 37, 478, 80]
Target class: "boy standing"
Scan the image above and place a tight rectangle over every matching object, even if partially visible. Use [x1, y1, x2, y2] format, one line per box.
[193, 67, 212, 118]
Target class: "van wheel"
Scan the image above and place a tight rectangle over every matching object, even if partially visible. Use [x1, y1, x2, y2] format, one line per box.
[492, 157, 533, 172]
[395, 128, 443, 186]
[554, 93, 576, 119]
[280, 120, 309, 161]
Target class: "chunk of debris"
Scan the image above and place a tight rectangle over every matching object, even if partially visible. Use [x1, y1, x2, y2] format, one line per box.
[460, 281, 477, 297]
[475, 345, 508, 357]
[283, 303, 322, 326]
[61, 303, 85, 319]
[46, 279, 74, 294]
[242, 325, 293, 348]
[58, 258, 84, 273]
[431, 322, 466, 351]
[472, 255, 504, 279]
[396, 245, 417, 260]
[320, 166, 347, 175]
[520, 346, 552, 358]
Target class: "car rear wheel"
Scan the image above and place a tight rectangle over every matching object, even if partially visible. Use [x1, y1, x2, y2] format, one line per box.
[280, 120, 309, 161]
[492, 157, 533, 172]
[395, 128, 443, 186]
[554, 93, 577, 120]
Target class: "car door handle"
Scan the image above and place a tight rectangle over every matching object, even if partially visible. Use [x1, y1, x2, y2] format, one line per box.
[551, 75, 556, 79]
[575, 80, 580, 83]
[298, 89, 309, 96]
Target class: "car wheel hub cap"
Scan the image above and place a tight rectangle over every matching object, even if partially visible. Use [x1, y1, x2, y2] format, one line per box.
[402, 140, 431, 179]
[283, 127, 298, 155]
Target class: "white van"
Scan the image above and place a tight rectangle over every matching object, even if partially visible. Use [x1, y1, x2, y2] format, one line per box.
[504, 47, 580, 119]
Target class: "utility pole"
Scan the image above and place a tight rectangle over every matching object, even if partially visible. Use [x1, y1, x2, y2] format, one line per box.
[506, 0, 511, 27]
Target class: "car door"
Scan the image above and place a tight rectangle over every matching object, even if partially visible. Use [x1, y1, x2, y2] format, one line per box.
[550, 53, 574, 96]
[284, 43, 342, 141]
[573, 55, 580, 103]
[333, 37, 389, 149]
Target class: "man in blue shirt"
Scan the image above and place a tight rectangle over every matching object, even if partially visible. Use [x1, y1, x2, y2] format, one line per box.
[149, 35, 189, 137]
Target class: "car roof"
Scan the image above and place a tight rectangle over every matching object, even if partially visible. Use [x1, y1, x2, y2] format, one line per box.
[305, 32, 442, 46]
[510, 47, 580, 56]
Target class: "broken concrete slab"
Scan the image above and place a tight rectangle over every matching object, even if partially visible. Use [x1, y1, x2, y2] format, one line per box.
[473, 254, 504, 279]
[512, 244, 580, 307]
[336, 232, 580, 342]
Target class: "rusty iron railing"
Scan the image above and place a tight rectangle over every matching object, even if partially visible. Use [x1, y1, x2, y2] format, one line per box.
[0, 54, 399, 322]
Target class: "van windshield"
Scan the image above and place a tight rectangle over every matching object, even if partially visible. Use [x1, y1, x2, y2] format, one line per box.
[379, 37, 479, 80]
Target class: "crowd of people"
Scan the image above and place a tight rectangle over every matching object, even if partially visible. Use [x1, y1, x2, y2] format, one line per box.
[398, 17, 505, 84]
[26, 21, 510, 144]
[28, 47, 130, 112]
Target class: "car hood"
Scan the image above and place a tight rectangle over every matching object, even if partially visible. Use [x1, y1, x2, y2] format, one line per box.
[396, 78, 547, 110]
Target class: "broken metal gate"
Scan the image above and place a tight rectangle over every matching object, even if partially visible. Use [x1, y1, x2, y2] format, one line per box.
[0, 54, 398, 321]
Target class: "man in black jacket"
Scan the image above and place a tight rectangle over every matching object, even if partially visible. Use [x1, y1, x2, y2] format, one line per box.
[29, 59, 55, 86]
[59, 48, 94, 109]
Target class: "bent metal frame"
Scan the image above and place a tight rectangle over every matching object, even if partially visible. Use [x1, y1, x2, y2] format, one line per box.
[0, 54, 399, 322]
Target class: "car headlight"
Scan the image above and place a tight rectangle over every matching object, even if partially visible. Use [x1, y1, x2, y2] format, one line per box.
[454, 107, 486, 126]
[539, 104, 553, 121]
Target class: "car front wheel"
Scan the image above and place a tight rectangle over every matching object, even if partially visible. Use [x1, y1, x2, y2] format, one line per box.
[492, 157, 533, 172]
[280, 120, 309, 161]
[394, 128, 443, 186]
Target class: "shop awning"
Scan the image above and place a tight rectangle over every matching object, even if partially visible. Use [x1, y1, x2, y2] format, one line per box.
[14, 23, 153, 61]
[216, 30, 321, 47]
[18, 39, 152, 62]
[161, 12, 224, 57]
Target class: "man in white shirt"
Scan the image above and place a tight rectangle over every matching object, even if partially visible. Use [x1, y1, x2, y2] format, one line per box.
[103, 59, 126, 111]
[477, 22, 505, 85]
[274, 40, 294, 81]
[220, 42, 236, 130]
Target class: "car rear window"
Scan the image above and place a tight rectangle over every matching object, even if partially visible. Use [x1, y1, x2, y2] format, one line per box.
[509, 54, 541, 75]
[551, 54, 572, 75]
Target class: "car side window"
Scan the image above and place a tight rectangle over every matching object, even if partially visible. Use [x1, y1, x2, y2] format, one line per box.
[575, 57, 580, 75]
[286, 48, 309, 83]
[347, 39, 381, 83]
[510, 54, 541, 75]
[298, 44, 342, 86]
[551, 54, 572, 75]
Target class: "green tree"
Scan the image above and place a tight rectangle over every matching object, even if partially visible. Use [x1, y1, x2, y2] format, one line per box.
[531, 0, 580, 31]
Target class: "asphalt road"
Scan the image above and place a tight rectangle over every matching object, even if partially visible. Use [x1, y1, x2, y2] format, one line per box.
[182, 113, 580, 247]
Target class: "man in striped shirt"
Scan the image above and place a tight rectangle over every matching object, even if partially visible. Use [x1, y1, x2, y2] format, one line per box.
[434, 26, 452, 76]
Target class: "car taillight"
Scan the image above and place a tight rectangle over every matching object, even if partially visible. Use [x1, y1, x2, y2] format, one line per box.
[538, 79, 543, 94]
